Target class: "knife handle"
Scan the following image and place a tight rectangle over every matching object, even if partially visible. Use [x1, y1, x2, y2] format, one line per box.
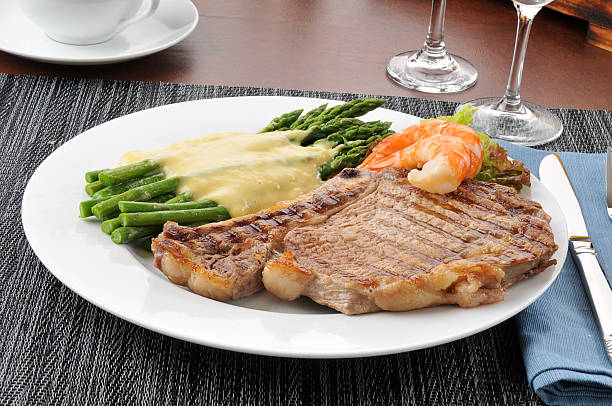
[570, 239, 612, 362]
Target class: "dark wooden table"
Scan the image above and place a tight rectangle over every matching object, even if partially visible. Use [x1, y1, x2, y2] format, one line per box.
[0, 0, 610, 110]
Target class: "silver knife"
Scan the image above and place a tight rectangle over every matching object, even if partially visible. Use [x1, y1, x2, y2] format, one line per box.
[539, 154, 612, 362]
[607, 147, 612, 221]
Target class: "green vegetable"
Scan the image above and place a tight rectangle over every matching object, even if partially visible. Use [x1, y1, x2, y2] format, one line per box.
[111, 226, 162, 244]
[85, 169, 106, 183]
[85, 181, 105, 197]
[102, 193, 180, 234]
[326, 121, 392, 145]
[98, 159, 161, 186]
[434, 105, 531, 191]
[319, 145, 370, 180]
[474, 133, 531, 190]
[79, 197, 109, 218]
[330, 98, 387, 120]
[335, 134, 388, 153]
[119, 206, 230, 226]
[93, 172, 165, 199]
[295, 98, 387, 130]
[138, 194, 195, 249]
[101, 218, 122, 234]
[165, 192, 192, 203]
[252, 99, 390, 177]
[301, 118, 364, 146]
[149, 193, 176, 203]
[91, 177, 179, 219]
[289, 104, 327, 130]
[310, 116, 391, 179]
[118, 199, 217, 213]
[430, 105, 478, 126]
[258, 109, 304, 133]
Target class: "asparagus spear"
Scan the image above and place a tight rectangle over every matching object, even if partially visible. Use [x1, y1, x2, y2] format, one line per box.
[297, 98, 387, 129]
[319, 146, 370, 180]
[118, 200, 217, 213]
[318, 127, 395, 180]
[101, 218, 122, 235]
[85, 169, 107, 183]
[334, 134, 385, 152]
[333, 98, 387, 120]
[295, 101, 357, 130]
[98, 159, 161, 186]
[289, 104, 327, 130]
[140, 193, 194, 250]
[164, 192, 192, 203]
[93, 172, 165, 199]
[379, 129, 395, 138]
[79, 197, 109, 218]
[300, 118, 364, 146]
[91, 177, 179, 219]
[111, 226, 162, 244]
[258, 109, 304, 133]
[327, 121, 392, 145]
[149, 193, 176, 203]
[119, 206, 230, 226]
[85, 181, 105, 197]
[101, 193, 181, 234]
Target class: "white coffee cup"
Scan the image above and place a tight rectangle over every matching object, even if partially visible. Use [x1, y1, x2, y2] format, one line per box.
[21, 0, 160, 45]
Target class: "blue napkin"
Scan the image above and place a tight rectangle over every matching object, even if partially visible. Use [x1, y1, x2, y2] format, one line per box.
[498, 141, 612, 405]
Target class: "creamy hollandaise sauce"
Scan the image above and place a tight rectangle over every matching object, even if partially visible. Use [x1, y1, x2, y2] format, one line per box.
[119, 131, 335, 217]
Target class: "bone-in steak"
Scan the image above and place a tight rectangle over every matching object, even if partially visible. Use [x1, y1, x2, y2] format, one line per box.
[152, 168, 557, 314]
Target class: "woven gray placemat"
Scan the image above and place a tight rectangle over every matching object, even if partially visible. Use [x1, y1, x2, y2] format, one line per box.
[1, 73, 611, 406]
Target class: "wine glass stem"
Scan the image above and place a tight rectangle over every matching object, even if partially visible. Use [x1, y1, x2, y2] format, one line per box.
[501, 4, 540, 111]
[423, 0, 448, 57]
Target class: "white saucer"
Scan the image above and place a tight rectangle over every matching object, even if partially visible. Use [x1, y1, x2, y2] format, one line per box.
[0, 0, 198, 65]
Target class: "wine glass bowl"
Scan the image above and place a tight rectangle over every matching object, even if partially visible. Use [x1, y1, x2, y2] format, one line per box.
[387, 0, 478, 94]
[456, 0, 563, 145]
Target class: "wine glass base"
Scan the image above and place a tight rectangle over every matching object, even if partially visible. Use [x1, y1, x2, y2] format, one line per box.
[456, 98, 563, 146]
[387, 51, 478, 94]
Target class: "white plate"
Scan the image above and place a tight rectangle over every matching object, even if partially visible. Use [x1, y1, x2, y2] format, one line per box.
[0, 0, 198, 65]
[22, 96, 568, 358]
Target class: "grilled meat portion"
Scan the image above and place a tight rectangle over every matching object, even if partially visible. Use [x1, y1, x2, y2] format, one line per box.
[151, 168, 376, 301]
[264, 170, 556, 314]
[152, 168, 557, 314]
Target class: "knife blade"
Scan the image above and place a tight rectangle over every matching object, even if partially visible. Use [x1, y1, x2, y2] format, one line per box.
[539, 154, 612, 363]
[607, 147, 612, 221]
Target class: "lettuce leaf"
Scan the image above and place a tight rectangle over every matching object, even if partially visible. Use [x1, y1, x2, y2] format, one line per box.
[428, 105, 476, 126]
[473, 132, 531, 190]
[434, 106, 531, 191]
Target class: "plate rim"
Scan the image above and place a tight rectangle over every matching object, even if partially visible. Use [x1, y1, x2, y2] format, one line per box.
[21, 95, 568, 358]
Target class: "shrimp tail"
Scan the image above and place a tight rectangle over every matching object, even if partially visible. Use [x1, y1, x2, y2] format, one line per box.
[408, 154, 467, 194]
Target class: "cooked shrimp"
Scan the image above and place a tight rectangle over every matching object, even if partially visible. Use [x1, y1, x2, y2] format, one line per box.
[359, 120, 448, 168]
[359, 121, 483, 194]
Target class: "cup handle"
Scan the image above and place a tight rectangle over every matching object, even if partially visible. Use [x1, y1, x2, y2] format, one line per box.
[115, 0, 160, 33]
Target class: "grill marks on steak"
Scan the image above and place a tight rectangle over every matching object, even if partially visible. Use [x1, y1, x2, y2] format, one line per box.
[151, 168, 376, 301]
[264, 171, 556, 313]
[151, 168, 557, 314]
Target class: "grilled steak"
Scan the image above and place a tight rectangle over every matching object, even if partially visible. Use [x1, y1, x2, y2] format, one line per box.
[152, 168, 557, 314]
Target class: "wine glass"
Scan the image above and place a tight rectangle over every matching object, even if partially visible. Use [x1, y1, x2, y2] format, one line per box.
[455, 0, 563, 146]
[386, 0, 478, 94]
